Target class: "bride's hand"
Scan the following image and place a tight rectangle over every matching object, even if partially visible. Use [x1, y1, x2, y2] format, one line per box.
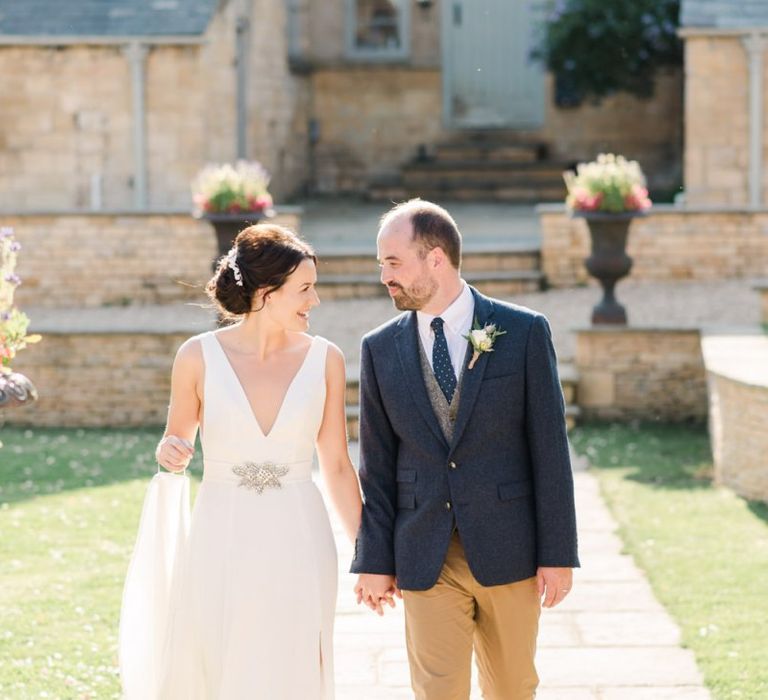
[156, 435, 194, 472]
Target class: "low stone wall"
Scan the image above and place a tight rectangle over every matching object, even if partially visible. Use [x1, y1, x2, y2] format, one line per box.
[0, 330, 189, 428]
[539, 205, 768, 288]
[3, 210, 300, 308]
[702, 332, 768, 502]
[574, 327, 707, 422]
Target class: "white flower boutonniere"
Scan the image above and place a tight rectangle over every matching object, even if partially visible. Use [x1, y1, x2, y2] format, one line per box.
[463, 319, 506, 370]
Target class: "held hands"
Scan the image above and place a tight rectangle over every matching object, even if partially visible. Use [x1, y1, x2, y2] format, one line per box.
[537, 566, 573, 609]
[155, 435, 194, 473]
[354, 574, 402, 616]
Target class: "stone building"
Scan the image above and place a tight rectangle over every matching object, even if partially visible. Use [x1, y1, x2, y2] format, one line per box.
[680, 0, 768, 206]
[0, 0, 683, 211]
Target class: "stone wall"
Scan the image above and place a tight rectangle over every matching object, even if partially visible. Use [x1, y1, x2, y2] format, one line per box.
[703, 332, 768, 502]
[706, 372, 768, 502]
[0, 331, 187, 428]
[5, 211, 300, 308]
[0, 0, 310, 211]
[683, 36, 752, 207]
[539, 206, 768, 288]
[575, 327, 707, 422]
[540, 70, 684, 192]
[310, 67, 446, 191]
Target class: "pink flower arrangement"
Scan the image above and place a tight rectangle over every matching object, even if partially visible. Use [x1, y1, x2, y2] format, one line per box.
[191, 160, 274, 215]
[564, 153, 652, 214]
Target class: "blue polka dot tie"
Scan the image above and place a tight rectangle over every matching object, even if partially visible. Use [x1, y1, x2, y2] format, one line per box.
[431, 317, 457, 404]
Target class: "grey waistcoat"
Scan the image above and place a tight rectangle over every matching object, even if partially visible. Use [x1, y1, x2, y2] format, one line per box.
[417, 338, 464, 443]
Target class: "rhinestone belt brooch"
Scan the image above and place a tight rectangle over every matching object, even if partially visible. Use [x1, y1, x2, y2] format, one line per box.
[231, 461, 290, 494]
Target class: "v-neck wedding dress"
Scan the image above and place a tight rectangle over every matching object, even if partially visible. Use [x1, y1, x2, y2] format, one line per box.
[156, 331, 337, 699]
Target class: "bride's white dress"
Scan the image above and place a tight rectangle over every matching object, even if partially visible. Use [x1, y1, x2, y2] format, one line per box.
[121, 331, 338, 699]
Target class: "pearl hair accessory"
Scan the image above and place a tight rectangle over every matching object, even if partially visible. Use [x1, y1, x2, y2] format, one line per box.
[226, 246, 244, 287]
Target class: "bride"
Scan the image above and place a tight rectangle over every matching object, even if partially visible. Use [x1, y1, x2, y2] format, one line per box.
[120, 224, 362, 699]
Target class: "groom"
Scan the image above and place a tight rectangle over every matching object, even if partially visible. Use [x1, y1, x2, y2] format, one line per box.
[351, 199, 579, 699]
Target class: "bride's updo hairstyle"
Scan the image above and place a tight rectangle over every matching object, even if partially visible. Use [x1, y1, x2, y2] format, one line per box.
[206, 224, 317, 318]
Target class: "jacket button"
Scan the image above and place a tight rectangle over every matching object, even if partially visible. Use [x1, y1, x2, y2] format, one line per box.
[449, 461, 457, 469]
[445, 501, 452, 511]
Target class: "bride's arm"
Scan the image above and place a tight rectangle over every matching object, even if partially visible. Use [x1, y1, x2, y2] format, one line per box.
[316, 342, 363, 543]
[155, 337, 203, 472]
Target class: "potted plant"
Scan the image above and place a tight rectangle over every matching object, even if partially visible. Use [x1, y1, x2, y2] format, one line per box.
[0, 227, 41, 418]
[192, 160, 275, 268]
[564, 153, 652, 324]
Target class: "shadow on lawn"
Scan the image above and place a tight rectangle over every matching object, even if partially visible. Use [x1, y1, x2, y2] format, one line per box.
[570, 421, 715, 492]
[0, 426, 203, 505]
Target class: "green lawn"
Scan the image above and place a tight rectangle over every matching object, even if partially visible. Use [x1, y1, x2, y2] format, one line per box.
[1, 425, 767, 698]
[571, 423, 768, 700]
[0, 428, 202, 699]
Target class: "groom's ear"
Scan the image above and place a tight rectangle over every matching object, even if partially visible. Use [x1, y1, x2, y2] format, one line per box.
[428, 246, 447, 269]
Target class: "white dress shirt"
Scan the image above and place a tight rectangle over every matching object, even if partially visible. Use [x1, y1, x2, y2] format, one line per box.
[417, 282, 475, 381]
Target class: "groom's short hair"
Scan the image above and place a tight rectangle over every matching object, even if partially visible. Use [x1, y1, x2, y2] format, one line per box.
[381, 199, 462, 269]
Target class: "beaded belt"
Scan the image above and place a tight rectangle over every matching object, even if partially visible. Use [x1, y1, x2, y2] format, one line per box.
[203, 458, 312, 493]
[232, 461, 289, 494]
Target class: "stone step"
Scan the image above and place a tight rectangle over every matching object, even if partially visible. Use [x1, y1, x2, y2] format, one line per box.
[316, 270, 544, 300]
[317, 247, 541, 276]
[432, 143, 541, 163]
[367, 184, 566, 203]
[403, 160, 568, 178]
[402, 172, 566, 190]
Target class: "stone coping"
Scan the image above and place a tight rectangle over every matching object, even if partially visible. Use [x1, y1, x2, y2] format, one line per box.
[315, 241, 541, 257]
[0, 205, 304, 217]
[571, 324, 701, 334]
[536, 202, 768, 215]
[701, 328, 768, 388]
[753, 279, 768, 290]
[27, 305, 216, 335]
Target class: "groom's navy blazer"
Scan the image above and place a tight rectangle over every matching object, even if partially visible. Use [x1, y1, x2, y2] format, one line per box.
[350, 287, 579, 590]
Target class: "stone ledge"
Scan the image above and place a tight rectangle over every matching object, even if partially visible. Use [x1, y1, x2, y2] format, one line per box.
[701, 329, 768, 387]
[537, 202, 768, 215]
[0, 205, 304, 218]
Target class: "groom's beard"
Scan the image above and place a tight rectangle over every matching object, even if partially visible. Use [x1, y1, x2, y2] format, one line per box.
[389, 275, 438, 311]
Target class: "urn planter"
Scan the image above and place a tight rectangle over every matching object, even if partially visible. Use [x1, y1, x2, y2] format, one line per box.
[200, 211, 271, 271]
[573, 211, 644, 325]
[0, 371, 38, 409]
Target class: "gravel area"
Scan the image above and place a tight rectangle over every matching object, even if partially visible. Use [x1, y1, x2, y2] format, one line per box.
[309, 278, 763, 367]
[28, 279, 762, 371]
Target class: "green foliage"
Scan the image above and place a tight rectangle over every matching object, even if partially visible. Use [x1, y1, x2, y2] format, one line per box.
[0, 228, 41, 371]
[533, 0, 683, 102]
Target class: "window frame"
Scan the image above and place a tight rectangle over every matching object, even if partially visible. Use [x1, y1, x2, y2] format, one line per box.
[344, 0, 411, 61]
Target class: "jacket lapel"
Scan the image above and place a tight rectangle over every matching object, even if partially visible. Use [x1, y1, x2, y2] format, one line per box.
[394, 312, 449, 450]
[449, 287, 495, 452]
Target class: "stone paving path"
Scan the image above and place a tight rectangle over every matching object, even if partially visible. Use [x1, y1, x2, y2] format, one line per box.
[327, 445, 712, 700]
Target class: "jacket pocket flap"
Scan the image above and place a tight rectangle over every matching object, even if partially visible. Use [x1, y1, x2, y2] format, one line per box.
[396, 469, 417, 483]
[397, 493, 416, 509]
[498, 479, 533, 501]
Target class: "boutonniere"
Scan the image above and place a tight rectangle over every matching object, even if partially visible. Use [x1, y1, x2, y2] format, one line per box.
[463, 319, 506, 370]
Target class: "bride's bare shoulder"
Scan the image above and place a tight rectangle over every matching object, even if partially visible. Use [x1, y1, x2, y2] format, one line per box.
[173, 333, 207, 371]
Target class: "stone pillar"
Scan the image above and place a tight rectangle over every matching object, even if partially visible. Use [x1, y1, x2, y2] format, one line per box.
[742, 32, 767, 208]
[124, 42, 149, 210]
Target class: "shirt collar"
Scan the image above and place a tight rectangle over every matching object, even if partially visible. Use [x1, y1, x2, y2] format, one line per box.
[417, 281, 474, 336]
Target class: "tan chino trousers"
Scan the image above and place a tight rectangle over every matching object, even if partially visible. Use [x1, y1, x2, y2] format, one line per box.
[402, 531, 540, 700]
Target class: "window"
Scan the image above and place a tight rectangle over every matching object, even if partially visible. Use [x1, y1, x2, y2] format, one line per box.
[346, 0, 410, 60]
